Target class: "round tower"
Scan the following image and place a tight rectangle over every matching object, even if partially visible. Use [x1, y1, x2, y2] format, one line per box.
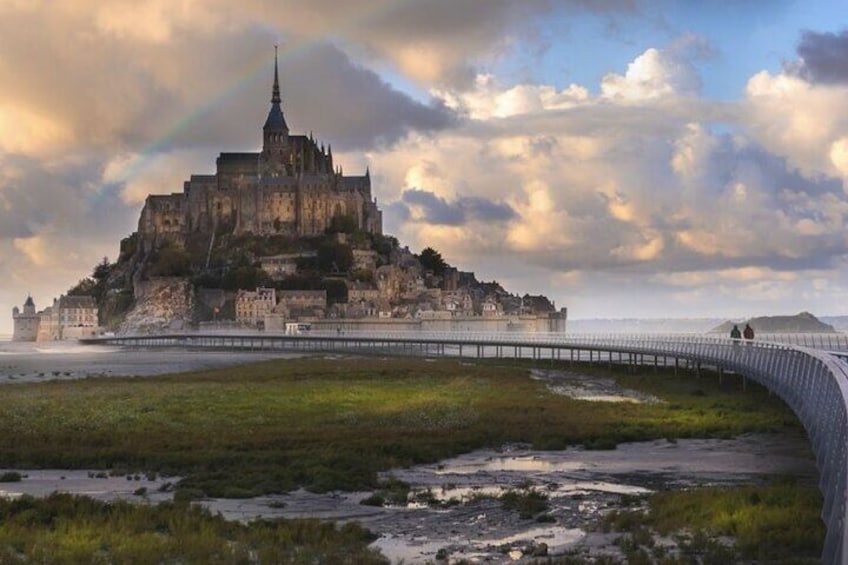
[12, 295, 39, 342]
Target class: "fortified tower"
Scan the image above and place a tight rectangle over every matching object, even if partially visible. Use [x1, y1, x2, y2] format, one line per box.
[12, 295, 38, 341]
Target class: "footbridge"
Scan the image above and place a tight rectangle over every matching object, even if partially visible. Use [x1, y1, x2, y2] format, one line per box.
[81, 331, 848, 564]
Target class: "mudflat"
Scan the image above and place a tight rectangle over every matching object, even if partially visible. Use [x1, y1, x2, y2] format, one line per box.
[0, 341, 298, 382]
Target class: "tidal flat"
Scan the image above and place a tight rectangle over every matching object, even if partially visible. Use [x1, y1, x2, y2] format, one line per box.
[0, 348, 824, 563]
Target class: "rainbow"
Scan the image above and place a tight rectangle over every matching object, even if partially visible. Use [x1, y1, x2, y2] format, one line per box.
[114, 0, 418, 185]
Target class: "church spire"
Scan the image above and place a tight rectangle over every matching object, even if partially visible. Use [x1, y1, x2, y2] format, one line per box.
[271, 45, 281, 105]
[263, 45, 289, 158]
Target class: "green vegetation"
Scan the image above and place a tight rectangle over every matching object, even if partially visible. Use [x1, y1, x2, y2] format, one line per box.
[326, 214, 359, 234]
[598, 480, 824, 564]
[0, 471, 22, 482]
[67, 257, 112, 302]
[0, 492, 384, 564]
[317, 239, 353, 273]
[0, 357, 802, 498]
[146, 241, 192, 278]
[359, 477, 411, 507]
[500, 487, 550, 520]
[418, 247, 448, 276]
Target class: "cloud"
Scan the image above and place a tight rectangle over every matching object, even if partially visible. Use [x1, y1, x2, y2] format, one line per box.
[102, 150, 214, 205]
[600, 46, 701, 101]
[797, 29, 848, 84]
[5, 7, 848, 331]
[373, 42, 848, 292]
[0, 152, 135, 334]
[0, 4, 459, 162]
[322, 0, 634, 87]
[278, 44, 456, 150]
[44, 0, 634, 89]
[399, 188, 516, 226]
[743, 69, 848, 181]
[652, 267, 800, 287]
[437, 74, 590, 120]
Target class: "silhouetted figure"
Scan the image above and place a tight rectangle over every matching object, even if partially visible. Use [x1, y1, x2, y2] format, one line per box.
[743, 324, 754, 340]
[730, 325, 742, 339]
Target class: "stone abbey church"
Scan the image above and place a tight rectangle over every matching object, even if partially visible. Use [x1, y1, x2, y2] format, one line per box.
[138, 51, 382, 246]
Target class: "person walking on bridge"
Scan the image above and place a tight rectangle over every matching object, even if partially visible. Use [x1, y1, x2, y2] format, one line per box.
[743, 324, 754, 340]
[730, 325, 742, 340]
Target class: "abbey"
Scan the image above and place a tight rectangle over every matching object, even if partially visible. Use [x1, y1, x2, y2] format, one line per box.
[138, 49, 382, 247]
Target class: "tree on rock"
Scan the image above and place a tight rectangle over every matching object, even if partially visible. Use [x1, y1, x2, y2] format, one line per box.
[419, 247, 448, 276]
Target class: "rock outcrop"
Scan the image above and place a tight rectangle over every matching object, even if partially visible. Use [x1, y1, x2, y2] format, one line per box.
[119, 278, 194, 335]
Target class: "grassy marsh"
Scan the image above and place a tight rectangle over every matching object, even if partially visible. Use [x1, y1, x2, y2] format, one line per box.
[0, 356, 804, 497]
[598, 480, 824, 564]
[0, 492, 384, 564]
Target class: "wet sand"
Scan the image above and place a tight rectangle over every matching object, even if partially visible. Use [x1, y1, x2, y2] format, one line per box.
[273, 434, 816, 563]
[0, 341, 301, 382]
[0, 433, 816, 564]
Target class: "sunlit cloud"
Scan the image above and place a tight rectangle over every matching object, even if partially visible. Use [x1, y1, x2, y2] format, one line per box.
[3, 2, 848, 335]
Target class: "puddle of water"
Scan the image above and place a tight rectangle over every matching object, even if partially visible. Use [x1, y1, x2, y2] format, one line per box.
[480, 525, 585, 549]
[0, 469, 175, 503]
[410, 485, 503, 504]
[371, 533, 448, 564]
[411, 480, 648, 507]
[436, 454, 585, 475]
[552, 481, 651, 497]
[34, 346, 122, 355]
[0, 432, 815, 565]
[531, 368, 663, 404]
[549, 385, 646, 403]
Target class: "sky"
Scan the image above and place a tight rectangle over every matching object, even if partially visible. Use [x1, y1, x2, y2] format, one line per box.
[3, 0, 848, 334]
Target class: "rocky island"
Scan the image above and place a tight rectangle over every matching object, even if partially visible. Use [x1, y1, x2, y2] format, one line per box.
[710, 311, 837, 335]
[13, 50, 565, 340]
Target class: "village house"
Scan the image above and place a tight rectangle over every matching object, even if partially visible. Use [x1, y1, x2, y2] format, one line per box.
[442, 290, 475, 317]
[235, 287, 277, 327]
[482, 295, 504, 317]
[277, 290, 327, 319]
[347, 282, 381, 303]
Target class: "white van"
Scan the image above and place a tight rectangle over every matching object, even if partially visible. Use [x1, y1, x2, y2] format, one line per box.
[285, 323, 312, 335]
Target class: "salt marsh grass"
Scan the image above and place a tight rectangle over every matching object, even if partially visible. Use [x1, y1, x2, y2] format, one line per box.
[599, 480, 823, 563]
[0, 357, 803, 498]
[0, 492, 383, 563]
